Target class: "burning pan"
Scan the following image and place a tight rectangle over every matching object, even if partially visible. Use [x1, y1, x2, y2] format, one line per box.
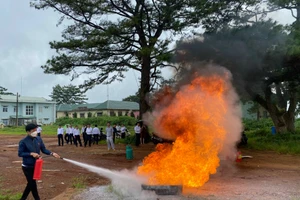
[141, 184, 182, 195]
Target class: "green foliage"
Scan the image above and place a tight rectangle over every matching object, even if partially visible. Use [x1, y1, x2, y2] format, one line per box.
[0, 176, 22, 200]
[31, 0, 256, 115]
[246, 129, 300, 154]
[122, 91, 140, 104]
[0, 86, 14, 95]
[50, 84, 88, 105]
[71, 176, 87, 189]
[243, 119, 274, 131]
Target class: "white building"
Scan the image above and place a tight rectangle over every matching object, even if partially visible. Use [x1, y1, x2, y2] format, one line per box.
[0, 95, 56, 126]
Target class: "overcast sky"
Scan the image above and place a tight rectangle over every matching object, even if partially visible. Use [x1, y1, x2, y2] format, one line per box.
[0, 1, 295, 103]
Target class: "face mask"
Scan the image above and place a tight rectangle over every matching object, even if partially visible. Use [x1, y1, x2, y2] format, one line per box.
[30, 131, 38, 137]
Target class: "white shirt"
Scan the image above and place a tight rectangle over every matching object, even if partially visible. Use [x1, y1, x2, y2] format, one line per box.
[86, 127, 93, 135]
[92, 127, 100, 135]
[116, 125, 121, 131]
[69, 127, 74, 134]
[73, 128, 80, 136]
[106, 126, 114, 137]
[57, 128, 64, 135]
[37, 127, 42, 133]
[134, 125, 141, 134]
[120, 126, 127, 133]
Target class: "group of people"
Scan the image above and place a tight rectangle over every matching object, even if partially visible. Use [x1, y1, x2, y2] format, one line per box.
[134, 121, 151, 147]
[56, 123, 129, 149]
[17, 120, 153, 200]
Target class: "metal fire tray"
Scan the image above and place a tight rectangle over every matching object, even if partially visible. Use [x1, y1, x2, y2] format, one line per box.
[141, 184, 182, 195]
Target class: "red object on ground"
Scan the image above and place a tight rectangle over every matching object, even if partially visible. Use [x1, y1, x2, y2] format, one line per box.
[33, 158, 43, 180]
[236, 151, 242, 162]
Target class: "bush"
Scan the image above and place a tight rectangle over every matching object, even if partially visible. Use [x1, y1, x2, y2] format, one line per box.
[245, 129, 300, 154]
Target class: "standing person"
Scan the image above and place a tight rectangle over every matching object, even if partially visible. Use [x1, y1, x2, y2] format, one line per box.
[116, 124, 121, 138]
[106, 122, 115, 150]
[84, 124, 93, 147]
[113, 124, 117, 143]
[99, 127, 104, 141]
[37, 125, 42, 137]
[140, 124, 148, 145]
[81, 125, 87, 144]
[92, 125, 100, 145]
[120, 124, 127, 139]
[64, 125, 70, 144]
[68, 125, 74, 145]
[73, 125, 82, 147]
[57, 125, 64, 146]
[134, 122, 141, 147]
[18, 123, 61, 200]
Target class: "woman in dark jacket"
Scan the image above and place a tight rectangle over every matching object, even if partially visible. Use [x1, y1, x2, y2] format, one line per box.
[18, 123, 61, 200]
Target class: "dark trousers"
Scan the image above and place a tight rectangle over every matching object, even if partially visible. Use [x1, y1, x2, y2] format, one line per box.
[69, 134, 74, 145]
[21, 166, 40, 200]
[84, 135, 92, 147]
[64, 133, 69, 144]
[83, 132, 87, 144]
[58, 134, 64, 146]
[135, 133, 141, 147]
[74, 135, 82, 147]
[93, 134, 99, 144]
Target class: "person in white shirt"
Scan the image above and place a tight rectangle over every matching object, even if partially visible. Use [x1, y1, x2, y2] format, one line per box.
[57, 125, 64, 146]
[65, 125, 69, 144]
[37, 125, 42, 137]
[73, 125, 82, 147]
[116, 124, 121, 138]
[134, 122, 141, 147]
[68, 125, 74, 145]
[84, 124, 93, 147]
[92, 125, 100, 145]
[120, 124, 127, 139]
[106, 122, 115, 150]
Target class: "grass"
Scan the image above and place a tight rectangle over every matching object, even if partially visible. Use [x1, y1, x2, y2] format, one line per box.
[0, 176, 22, 200]
[245, 129, 300, 154]
[71, 176, 87, 189]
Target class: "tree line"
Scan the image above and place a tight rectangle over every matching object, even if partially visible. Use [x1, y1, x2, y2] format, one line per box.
[3, 0, 298, 133]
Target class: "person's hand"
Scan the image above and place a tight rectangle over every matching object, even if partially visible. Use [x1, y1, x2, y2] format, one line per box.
[30, 152, 40, 158]
[51, 152, 61, 159]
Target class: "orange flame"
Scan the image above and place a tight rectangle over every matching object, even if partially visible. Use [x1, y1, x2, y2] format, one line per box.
[138, 74, 233, 188]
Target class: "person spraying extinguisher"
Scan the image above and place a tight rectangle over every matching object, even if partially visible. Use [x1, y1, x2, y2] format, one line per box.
[18, 123, 61, 200]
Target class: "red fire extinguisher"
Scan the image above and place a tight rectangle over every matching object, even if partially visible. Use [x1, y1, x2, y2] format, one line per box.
[236, 151, 242, 162]
[33, 158, 43, 180]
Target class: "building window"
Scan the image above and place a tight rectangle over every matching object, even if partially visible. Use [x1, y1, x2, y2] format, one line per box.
[2, 106, 8, 112]
[110, 111, 116, 116]
[14, 106, 17, 112]
[97, 112, 103, 117]
[44, 106, 49, 109]
[118, 111, 122, 116]
[39, 106, 43, 113]
[26, 105, 34, 115]
[44, 118, 49, 121]
[80, 113, 85, 118]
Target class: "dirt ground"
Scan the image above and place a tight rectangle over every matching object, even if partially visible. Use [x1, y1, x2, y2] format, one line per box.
[1, 135, 300, 200]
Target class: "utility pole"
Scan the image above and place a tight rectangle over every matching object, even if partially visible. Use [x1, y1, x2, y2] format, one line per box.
[16, 93, 19, 126]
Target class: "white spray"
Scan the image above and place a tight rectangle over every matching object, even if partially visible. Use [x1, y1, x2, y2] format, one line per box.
[62, 158, 157, 199]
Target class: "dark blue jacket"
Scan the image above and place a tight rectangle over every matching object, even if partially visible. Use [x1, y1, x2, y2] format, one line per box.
[18, 135, 52, 167]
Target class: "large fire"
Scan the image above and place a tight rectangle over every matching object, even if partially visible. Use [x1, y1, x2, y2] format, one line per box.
[138, 72, 240, 188]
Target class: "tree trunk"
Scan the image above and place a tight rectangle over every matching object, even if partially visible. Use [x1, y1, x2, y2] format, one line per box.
[140, 55, 151, 119]
[268, 109, 287, 133]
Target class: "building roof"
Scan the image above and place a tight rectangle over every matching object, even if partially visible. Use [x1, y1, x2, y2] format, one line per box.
[0, 95, 55, 104]
[95, 100, 139, 110]
[57, 100, 139, 112]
